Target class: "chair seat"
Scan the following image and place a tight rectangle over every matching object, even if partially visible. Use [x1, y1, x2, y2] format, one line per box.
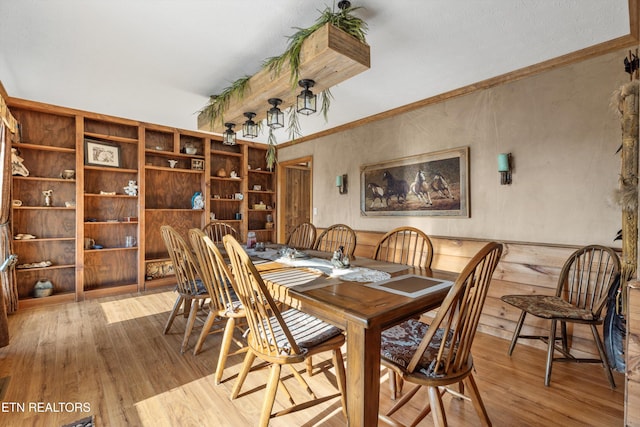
[502, 294, 594, 321]
[381, 318, 453, 378]
[175, 278, 208, 296]
[262, 308, 342, 355]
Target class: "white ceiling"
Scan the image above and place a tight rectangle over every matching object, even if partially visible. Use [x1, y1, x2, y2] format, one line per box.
[0, 1, 632, 144]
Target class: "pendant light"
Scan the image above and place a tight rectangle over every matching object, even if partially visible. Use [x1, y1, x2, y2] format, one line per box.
[242, 112, 258, 138]
[296, 79, 317, 115]
[266, 98, 284, 129]
[222, 122, 236, 145]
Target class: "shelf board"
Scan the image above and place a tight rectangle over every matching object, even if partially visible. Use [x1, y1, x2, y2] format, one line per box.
[211, 149, 242, 157]
[145, 149, 205, 159]
[248, 190, 275, 194]
[249, 209, 274, 212]
[145, 208, 204, 213]
[84, 247, 138, 253]
[85, 165, 138, 174]
[211, 198, 242, 203]
[145, 276, 177, 290]
[13, 142, 75, 153]
[12, 176, 76, 183]
[13, 237, 75, 243]
[211, 177, 243, 182]
[13, 206, 75, 210]
[145, 165, 204, 173]
[248, 169, 273, 175]
[84, 221, 139, 225]
[85, 132, 138, 144]
[84, 193, 137, 198]
[16, 264, 75, 272]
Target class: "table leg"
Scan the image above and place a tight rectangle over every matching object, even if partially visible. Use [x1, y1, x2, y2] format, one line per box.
[346, 320, 382, 427]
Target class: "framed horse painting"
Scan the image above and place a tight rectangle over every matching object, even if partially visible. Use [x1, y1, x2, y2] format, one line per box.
[360, 146, 469, 217]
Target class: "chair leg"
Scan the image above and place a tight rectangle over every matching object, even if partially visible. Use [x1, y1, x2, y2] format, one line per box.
[590, 324, 616, 389]
[193, 310, 217, 355]
[163, 295, 184, 334]
[306, 357, 314, 376]
[231, 350, 256, 399]
[508, 310, 527, 355]
[560, 321, 569, 354]
[214, 317, 236, 385]
[259, 363, 281, 427]
[427, 385, 447, 427]
[389, 370, 397, 400]
[465, 373, 491, 427]
[385, 384, 422, 417]
[545, 319, 557, 386]
[180, 298, 200, 353]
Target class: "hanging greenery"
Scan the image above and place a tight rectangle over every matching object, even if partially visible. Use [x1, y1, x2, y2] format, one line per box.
[199, 2, 368, 170]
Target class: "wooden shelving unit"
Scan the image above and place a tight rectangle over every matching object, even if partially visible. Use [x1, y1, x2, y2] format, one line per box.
[8, 100, 277, 306]
[10, 108, 77, 306]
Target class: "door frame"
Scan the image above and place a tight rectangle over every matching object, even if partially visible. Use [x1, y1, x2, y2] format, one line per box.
[276, 156, 313, 244]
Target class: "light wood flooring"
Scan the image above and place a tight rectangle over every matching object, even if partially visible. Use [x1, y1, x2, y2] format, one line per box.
[0, 289, 625, 426]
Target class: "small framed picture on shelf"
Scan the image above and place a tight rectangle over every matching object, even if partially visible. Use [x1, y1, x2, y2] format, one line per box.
[191, 158, 204, 170]
[84, 139, 121, 168]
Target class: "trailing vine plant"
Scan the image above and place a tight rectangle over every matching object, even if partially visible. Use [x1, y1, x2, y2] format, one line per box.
[200, 2, 368, 170]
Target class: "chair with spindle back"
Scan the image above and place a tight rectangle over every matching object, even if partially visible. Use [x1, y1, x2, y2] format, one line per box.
[374, 226, 434, 399]
[379, 242, 503, 426]
[285, 222, 317, 250]
[188, 228, 247, 384]
[501, 244, 620, 388]
[223, 235, 347, 427]
[202, 221, 240, 244]
[160, 225, 210, 353]
[313, 223, 356, 259]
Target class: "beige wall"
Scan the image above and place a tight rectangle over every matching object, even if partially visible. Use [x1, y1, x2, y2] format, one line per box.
[279, 48, 632, 247]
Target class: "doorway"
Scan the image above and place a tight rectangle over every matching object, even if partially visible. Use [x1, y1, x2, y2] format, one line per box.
[277, 156, 312, 243]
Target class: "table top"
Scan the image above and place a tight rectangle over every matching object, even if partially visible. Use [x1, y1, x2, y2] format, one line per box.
[253, 249, 456, 329]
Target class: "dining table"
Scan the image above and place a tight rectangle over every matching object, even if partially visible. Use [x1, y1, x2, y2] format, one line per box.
[246, 247, 456, 427]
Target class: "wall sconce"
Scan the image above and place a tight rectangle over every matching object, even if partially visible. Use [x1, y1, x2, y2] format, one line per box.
[296, 79, 317, 115]
[498, 153, 512, 185]
[242, 112, 258, 138]
[222, 123, 236, 145]
[266, 98, 284, 129]
[336, 174, 347, 194]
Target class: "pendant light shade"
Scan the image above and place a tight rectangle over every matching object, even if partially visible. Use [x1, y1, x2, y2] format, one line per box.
[266, 98, 284, 129]
[223, 122, 236, 145]
[296, 79, 317, 115]
[242, 112, 258, 138]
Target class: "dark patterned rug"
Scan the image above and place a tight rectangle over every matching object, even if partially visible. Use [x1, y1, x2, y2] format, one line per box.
[61, 415, 94, 427]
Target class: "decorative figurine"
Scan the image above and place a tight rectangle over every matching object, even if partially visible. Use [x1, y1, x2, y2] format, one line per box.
[11, 148, 29, 176]
[42, 189, 53, 207]
[123, 180, 138, 196]
[168, 159, 178, 168]
[331, 245, 350, 269]
[191, 191, 204, 210]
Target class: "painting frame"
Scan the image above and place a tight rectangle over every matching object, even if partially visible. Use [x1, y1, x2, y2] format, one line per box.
[84, 139, 121, 168]
[360, 146, 469, 217]
[191, 158, 205, 170]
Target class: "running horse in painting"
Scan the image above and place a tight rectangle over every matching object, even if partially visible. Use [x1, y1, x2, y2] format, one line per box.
[382, 171, 409, 205]
[410, 170, 454, 205]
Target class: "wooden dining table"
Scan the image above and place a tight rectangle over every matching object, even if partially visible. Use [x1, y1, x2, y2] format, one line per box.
[251, 249, 455, 427]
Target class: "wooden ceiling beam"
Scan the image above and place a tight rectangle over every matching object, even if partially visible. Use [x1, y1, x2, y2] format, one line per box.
[197, 23, 370, 133]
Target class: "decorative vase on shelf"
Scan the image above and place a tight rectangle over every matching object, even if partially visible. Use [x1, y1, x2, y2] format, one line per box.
[33, 279, 53, 298]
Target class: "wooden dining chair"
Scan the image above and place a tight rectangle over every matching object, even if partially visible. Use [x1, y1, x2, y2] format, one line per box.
[285, 222, 317, 249]
[202, 221, 240, 244]
[501, 244, 620, 388]
[313, 223, 357, 259]
[374, 226, 434, 399]
[379, 242, 503, 427]
[222, 235, 347, 427]
[160, 225, 210, 353]
[188, 228, 247, 384]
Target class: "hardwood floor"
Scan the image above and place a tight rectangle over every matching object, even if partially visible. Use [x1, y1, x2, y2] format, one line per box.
[0, 289, 624, 426]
